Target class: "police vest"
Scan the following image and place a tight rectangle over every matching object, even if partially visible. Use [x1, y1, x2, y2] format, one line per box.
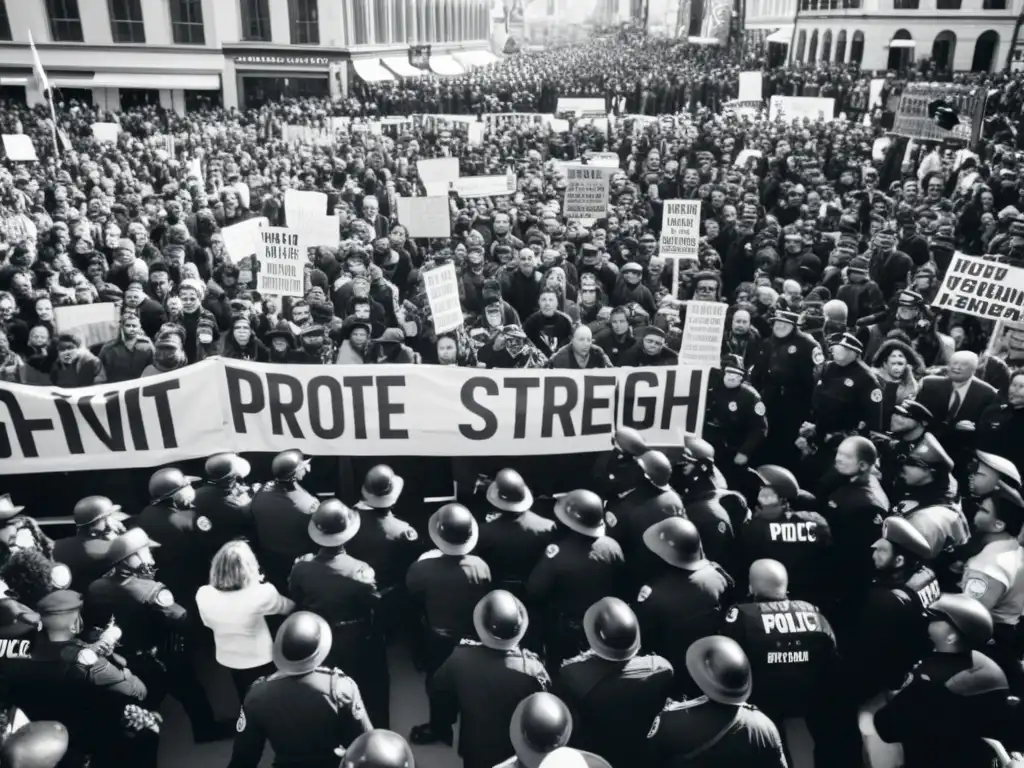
[732, 600, 835, 665]
[768, 519, 817, 543]
[895, 566, 940, 610]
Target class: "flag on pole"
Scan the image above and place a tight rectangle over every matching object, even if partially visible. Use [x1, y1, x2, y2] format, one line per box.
[28, 31, 49, 96]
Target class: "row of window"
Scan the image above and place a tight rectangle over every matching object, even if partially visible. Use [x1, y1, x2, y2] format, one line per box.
[793, 28, 866, 63]
[346, 0, 489, 46]
[240, 0, 320, 44]
[800, 0, 1006, 8]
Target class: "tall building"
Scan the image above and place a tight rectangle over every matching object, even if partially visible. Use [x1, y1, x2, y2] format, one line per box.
[0, 0, 497, 112]
[743, 0, 1021, 72]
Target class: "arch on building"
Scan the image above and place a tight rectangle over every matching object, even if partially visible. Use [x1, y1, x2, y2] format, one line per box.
[835, 29, 847, 62]
[972, 30, 1000, 72]
[821, 29, 833, 61]
[796, 29, 807, 61]
[931, 30, 957, 72]
[808, 29, 819, 62]
[850, 30, 865, 65]
[888, 29, 914, 71]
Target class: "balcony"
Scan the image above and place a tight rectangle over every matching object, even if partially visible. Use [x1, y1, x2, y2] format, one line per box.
[798, 0, 1016, 13]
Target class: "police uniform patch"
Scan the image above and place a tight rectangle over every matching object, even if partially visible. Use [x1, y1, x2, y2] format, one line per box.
[754, 402, 766, 416]
[638, 585, 652, 602]
[718, 521, 727, 534]
[788, 345, 797, 354]
[647, 715, 660, 738]
[964, 578, 988, 599]
[403, 528, 419, 541]
[354, 566, 376, 584]
[294, 553, 314, 564]
[605, 512, 618, 528]
[76, 648, 98, 667]
[844, 378, 854, 387]
[828, 500, 837, 508]
[485, 513, 502, 523]
[236, 709, 246, 733]
[196, 516, 212, 532]
[812, 348, 825, 365]
[155, 589, 174, 608]
[728, 401, 738, 412]
[545, 544, 559, 559]
[51, 564, 71, 589]
[308, 501, 320, 515]
[870, 388, 883, 403]
[725, 607, 739, 623]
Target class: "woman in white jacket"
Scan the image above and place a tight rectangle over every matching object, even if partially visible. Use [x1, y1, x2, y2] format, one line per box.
[196, 540, 295, 699]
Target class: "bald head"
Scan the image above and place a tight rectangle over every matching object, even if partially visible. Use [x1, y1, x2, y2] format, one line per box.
[949, 351, 978, 383]
[823, 299, 848, 323]
[749, 559, 789, 599]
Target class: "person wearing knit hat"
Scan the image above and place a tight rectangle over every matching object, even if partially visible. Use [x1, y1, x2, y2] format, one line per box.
[620, 325, 677, 366]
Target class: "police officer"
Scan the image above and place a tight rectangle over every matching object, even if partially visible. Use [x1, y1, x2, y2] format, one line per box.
[251, 449, 320, 593]
[605, 450, 685, 587]
[52, 497, 128, 592]
[288, 499, 387, 727]
[740, 465, 830, 605]
[133, 467, 206, 620]
[874, 594, 1015, 768]
[497, 693, 613, 767]
[964, 450, 1022, 536]
[476, 469, 556, 598]
[346, 465, 423, 643]
[412, 590, 549, 767]
[0, 588, 40, 710]
[228, 611, 372, 768]
[82, 529, 227, 744]
[339, 730, 416, 768]
[555, 598, 673, 767]
[591, 427, 648, 499]
[876, 399, 935, 497]
[31, 590, 148, 768]
[646, 636, 786, 767]
[527, 490, 626, 666]
[406, 504, 492, 677]
[193, 452, 257, 562]
[0, 721, 69, 768]
[704, 354, 768, 490]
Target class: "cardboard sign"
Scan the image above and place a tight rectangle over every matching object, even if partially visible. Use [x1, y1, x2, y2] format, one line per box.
[220, 218, 268, 265]
[587, 152, 620, 169]
[563, 166, 610, 220]
[456, 174, 517, 198]
[396, 196, 451, 238]
[468, 122, 485, 146]
[284, 189, 328, 230]
[769, 96, 835, 123]
[738, 72, 763, 102]
[661, 200, 701, 261]
[892, 83, 986, 145]
[931, 254, 1024, 322]
[557, 97, 606, 116]
[1, 135, 37, 162]
[91, 123, 120, 144]
[305, 216, 340, 248]
[257, 227, 306, 298]
[423, 263, 465, 333]
[417, 157, 460, 186]
[679, 301, 728, 367]
[54, 303, 119, 348]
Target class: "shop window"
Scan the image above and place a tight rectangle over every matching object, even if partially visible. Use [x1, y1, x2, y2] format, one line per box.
[892, 0, 919, 8]
[983, 0, 1007, 7]
[241, 76, 327, 110]
[119, 88, 159, 109]
[170, 0, 205, 45]
[185, 89, 222, 112]
[46, 0, 84, 42]
[0, 86, 26, 106]
[108, 0, 145, 43]
[289, 0, 319, 44]
[0, 1, 11, 41]
[936, 0, 961, 8]
[240, 0, 272, 41]
[54, 87, 93, 106]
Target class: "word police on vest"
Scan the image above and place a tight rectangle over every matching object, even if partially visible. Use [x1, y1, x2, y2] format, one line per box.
[0, 639, 31, 658]
[769, 521, 817, 542]
[762, 611, 823, 635]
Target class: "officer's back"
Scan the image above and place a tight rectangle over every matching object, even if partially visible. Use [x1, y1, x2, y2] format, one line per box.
[346, 503, 423, 592]
[290, 551, 378, 625]
[193, 453, 257, 559]
[528, 533, 626, 621]
[53, 496, 127, 592]
[251, 451, 319, 590]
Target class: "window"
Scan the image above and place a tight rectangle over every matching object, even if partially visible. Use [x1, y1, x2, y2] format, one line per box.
[936, 0, 961, 8]
[170, 0, 205, 44]
[0, 1, 11, 41]
[289, 0, 319, 44]
[108, 0, 145, 43]
[983, 0, 1007, 8]
[892, 0, 919, 8]
[46, 0, 84, 42]
[240, 0, 271, 41]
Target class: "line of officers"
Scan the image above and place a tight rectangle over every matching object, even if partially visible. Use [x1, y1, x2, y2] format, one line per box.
[2, 418, 1024, 768]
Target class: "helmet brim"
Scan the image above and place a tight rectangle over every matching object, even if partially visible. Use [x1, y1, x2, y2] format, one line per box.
[553, 496, 605, 538]
[428, 515, 479, 556]
[361, 475, 405, 509]
[486, 482, 534, 514]
[272, 613, 333, 676]
[685, 636, 752, 705]
[583, 602, 640, 662]
[308, 511, 361, 548]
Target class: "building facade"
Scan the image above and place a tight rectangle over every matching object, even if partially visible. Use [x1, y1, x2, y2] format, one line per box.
[0, 0, 495, 112]
[744, 0, 1021, 72]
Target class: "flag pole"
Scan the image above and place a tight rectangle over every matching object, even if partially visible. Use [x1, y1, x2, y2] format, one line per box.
[28, 31, 60, 164]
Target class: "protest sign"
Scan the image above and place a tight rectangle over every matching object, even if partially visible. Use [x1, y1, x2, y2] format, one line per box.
[220, 217, 268, 264]
[417, 157, 460, 186]
[468, 122, 485, 146]
[557, 97, 606, 116]
[54, 303, 118, 348]
[422, 263, 465, 333]
[869, 78, 886, 109]
[257, 227, 305, 298]
[0, 361, 708, 474]
[1, 135, 37, 162]
[563, 166, 610, 220]
[396, 196, 451, 238]
[738, 71, 763, 102]
[284, 189, 328, 230]
[455, 174, 517, 198]
[769, 96, 835, 122]
[892, 83, 986, 144]
[679, 301, 728, 367]
[931, 254, 1024, 322]
[587, 152, 620, 169]
[91, 123, 120, 143]
[660, 200, 701, 260]
[549, 118, 571, 133]
[304, 215, 340, 248]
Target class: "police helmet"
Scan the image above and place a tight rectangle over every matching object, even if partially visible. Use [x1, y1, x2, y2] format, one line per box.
[683, 434, 716, 464]
[486, 469, 534, 514]
[428, 503, 479, 556]
[637, 450, 673, 490]
[753, 464, 799, 501]
[553, 490, 605, 538]
[0, 721, 69, 768]
[204, 453, 251, 484]
[72, 496, 126, 528]
[583, 597, 640, 662]
[612, 427, 647, 458]
[361, 465, 405, 509]
[106, 528, 161, 566]
[473, 590, 529, 651]
[271, 611, 332, 676]
[271, 449, 310, 481]
[643, 517, 705, 570]
[882, 516, 933, 562]
[340, 730, 415, 768]
[685, 635, 752, 705]
[307, 499, 361, 548]
[148, 468, 200, 503]
[928, 593, 994, 646]
[510, 693, 573, 768]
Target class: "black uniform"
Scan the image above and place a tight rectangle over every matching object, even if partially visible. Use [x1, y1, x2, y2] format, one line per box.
[878, 432, 929, 498]
[250, 480, 320, 593]
[228, 667, 372, 768]
[192, 481, 256, 563]
[52, 533, 116, 593]
[811, 359, 884, 446]
[633, 563, 733, 697]
[476, 509, 556, 597]
[429, 639, 550, 768]
[822, 475, 888, 618]
[555, 649, 674, 767]
[289, 551, 387, 727]
[646, 697, 787, 768]
[703, 381, 768, 479]
[605, 484, 685, 587]
[680, 489, 739, 582]
[527, 535, 627, 666]
[130, 502, 208, 620]
[740, 512, 830, 605]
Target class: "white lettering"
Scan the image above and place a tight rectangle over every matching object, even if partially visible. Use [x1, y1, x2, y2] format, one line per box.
[0, 639, 31, 658]
[767, 651, 809, 663]
[768, 521, 817, 542]
[916, 579, 940, 608]
[761, 611, 821, 635]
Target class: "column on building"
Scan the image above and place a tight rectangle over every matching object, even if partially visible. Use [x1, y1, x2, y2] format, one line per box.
[385, 0, 394, 42]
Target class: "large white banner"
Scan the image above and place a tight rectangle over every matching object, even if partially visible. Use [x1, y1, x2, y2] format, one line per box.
[0, 361, 708, 474]
[769, 96, 835, 123]
[932, 254, 1024, 322]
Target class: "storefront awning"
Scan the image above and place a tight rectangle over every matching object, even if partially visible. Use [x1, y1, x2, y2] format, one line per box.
[381, 57, 425, 78]
[352, 58, 395, 82]
[49, 72, 220, 90]
[0, 77, 28, 87]
[888, 39, 916, 48]
[429, 55, 465, 76]
[453, 50, 499, 68]
[687, 36, 721, 45]
[765, 26, 793, 45]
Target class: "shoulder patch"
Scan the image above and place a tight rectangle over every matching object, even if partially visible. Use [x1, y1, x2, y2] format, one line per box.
[812, 347, 825, 366]
[51, 564, 72, 589]
[561, 649, 595, 667]
[647, 715, 661, 738]
[728, 401, 738, 412]
[754, 401, 766, 416]
[964, 577, 988, 599]
[460, 638, 483, 646]
[236, 708, 246, 733]
[354, 566, 376, 585]
[196, 515, 212, 532]
[638, 585, 652, 603]
[545, 544, 559, 559]
[76, 648, 98, 667]
[717, 521, 727, 534]
[417, 549, 444, 561]
[605, 511, 618, 528]
[725, 606, 739, 623]
[403, 528, 419, 541]
[870, 388, 883, 403]
[308, 501, 320, 515]
[294, 553, 314, 564]
[485, 512, 502, 523]
[155, 589, 174, 607]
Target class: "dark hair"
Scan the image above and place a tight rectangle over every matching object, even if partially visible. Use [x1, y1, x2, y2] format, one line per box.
[990, 495, 1024, 538]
